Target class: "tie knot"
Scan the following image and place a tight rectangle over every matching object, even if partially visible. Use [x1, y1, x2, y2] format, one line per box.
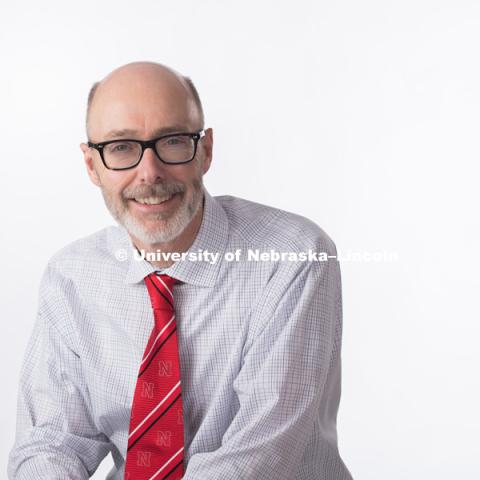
[144, 272, 176, 311]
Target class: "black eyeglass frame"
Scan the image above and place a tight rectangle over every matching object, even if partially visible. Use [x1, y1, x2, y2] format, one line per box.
[87, 130, 206, 170]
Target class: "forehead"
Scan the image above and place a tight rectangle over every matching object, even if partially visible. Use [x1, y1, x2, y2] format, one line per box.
[89, 77, 199, 141]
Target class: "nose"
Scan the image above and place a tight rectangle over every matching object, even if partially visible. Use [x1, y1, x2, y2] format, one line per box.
[136, 146, 168, 183]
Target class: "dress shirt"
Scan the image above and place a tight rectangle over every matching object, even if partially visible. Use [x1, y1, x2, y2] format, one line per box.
[8, 187, 353, 479]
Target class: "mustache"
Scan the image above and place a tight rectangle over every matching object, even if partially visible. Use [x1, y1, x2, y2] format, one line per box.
[123, 183, 184, 200]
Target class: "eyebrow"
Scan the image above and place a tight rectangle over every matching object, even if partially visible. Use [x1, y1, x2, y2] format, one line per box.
[103, 125, 189, 140]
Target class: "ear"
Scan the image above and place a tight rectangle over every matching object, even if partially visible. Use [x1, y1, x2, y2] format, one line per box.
[80, 142, 101, 187]
[200, 128, 213, 175]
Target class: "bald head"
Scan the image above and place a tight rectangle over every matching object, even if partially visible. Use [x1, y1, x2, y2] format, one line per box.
[85, 62, 204, 140]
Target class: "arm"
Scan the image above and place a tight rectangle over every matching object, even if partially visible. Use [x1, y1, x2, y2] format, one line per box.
[184, 241, 346, 479]
[8, 261, 111, 479]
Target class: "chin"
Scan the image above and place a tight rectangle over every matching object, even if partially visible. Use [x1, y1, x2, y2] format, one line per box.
[123, 213, 191, 245]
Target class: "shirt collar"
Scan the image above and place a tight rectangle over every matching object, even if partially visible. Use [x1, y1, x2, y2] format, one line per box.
[121, 188, 229, 287]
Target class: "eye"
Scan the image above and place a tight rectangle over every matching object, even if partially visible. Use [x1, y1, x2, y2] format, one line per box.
[112, 143, 129, 152]
[106, 142, 135, 154]
[161, 136, 188, 147]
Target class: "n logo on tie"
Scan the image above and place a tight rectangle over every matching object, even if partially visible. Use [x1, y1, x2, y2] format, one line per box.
[156, 430, 172, 447]
[141, 381, 155, 399]
[136, 451, 152, 467]
[158, 360, 173, 376]
[177, 408, 183, 425]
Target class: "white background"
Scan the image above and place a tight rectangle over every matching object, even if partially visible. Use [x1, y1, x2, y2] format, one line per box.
[1, 1, 479, 478]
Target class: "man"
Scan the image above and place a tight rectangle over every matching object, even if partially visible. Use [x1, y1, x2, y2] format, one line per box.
[8, 61, 353, 479]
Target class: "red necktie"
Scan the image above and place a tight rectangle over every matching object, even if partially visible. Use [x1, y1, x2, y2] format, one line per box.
[125, 273, 184, 479]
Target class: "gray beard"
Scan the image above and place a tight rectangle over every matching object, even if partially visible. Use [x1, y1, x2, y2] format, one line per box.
[102, 181, 204, 245]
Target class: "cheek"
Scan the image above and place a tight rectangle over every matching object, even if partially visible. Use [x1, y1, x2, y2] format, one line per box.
[186, 159, 205, 180]
[168, 167, 198, 188]
[101, 172, 134, 197]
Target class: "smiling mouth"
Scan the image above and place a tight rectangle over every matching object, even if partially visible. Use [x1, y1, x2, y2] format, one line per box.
[128, 192, 182, 210]
[132, 194, 175, 205]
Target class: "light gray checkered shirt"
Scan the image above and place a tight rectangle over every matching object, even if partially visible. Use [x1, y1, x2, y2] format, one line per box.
[8, 188, 353, 479]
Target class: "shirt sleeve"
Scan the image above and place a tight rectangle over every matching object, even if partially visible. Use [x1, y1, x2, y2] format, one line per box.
[183, 240, 348, 479]
[8, 260, 112, 480]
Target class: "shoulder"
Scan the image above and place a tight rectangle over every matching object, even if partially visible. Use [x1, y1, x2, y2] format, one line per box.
[214, 194, 337, 255]
[37, 226, 127, 325]
[44, 225, 127, 279]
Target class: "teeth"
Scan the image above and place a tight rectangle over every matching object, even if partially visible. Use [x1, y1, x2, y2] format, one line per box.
[135, 195, 173, 205]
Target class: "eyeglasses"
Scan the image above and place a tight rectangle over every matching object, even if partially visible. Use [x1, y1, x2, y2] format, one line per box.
[87, 130, 205, 170]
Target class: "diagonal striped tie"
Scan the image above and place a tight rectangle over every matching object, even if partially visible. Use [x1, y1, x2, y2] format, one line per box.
[125, 273, 184, 480]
